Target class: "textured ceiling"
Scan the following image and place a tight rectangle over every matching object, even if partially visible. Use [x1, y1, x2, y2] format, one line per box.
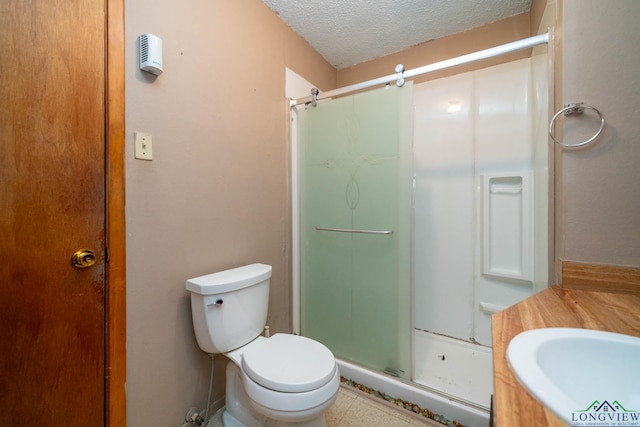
[263, 0, 531, 69]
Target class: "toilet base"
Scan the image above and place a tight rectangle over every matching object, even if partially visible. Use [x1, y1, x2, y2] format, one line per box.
[222, 409, 327, 427]
[222, 409, 256, 427]
[224, 361, 333, 427]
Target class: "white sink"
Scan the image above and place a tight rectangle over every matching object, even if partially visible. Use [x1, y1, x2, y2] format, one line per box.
[507, 328, 640, 426]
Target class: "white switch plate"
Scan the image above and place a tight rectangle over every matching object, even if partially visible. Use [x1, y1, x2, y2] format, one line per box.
[134, 132, 153, 160]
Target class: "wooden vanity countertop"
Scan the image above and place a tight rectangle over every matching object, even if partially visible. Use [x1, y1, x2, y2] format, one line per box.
[492, 285, 640, 426]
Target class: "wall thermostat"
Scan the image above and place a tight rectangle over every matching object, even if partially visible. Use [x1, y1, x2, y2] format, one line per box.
[138, 33, 163, 75]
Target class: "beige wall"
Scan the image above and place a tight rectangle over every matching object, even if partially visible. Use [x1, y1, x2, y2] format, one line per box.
[530, 0, 549, 35]
[124, 1, 335, 425]
[559, 0, 640, 269]
[123, 0, 640, 424]
[336, 0, 549, 86]
[337, 13, 532, 87]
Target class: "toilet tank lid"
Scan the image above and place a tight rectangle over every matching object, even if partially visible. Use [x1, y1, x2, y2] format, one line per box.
[186, 263, 272, 295]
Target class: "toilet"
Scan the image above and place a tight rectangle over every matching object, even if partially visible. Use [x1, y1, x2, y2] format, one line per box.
[186, 263, 340, 427]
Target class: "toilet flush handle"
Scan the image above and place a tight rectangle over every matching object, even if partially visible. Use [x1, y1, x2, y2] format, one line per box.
[204, 296, 224, 307]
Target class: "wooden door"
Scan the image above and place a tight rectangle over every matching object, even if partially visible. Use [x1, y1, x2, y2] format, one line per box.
[0, 0, 108, 424]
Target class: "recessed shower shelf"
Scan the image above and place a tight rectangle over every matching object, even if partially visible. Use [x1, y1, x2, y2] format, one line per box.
[481, 172, 533, 283]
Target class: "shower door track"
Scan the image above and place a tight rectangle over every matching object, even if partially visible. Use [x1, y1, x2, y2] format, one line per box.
[290, 32, 549, 107]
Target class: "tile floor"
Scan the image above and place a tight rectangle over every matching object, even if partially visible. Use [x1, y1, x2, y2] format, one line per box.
[326, 385, 440, 427]
[207, 385, 441, 427]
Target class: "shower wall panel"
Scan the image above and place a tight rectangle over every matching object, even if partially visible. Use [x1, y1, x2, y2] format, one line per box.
[412, 56, 548, 407]
[413, 73, 475, 341]
[531, 53, 550, 293]
[413, 57, 547, 347]
[473, 59, 539, 345]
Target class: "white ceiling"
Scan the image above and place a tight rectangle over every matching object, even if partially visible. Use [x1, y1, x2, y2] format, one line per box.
[263, 0, 531, 69]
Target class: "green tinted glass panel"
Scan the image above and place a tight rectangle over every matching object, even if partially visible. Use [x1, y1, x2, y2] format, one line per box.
[298, 84, 412, 379]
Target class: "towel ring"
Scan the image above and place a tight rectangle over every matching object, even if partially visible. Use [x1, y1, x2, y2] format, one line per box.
[549, 102, 605, 148]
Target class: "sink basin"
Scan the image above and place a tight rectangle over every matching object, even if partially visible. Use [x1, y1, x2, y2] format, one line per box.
[507, 328, 640, 425]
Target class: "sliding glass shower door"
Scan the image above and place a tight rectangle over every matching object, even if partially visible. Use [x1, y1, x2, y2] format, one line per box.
[297, 84, 412, 379]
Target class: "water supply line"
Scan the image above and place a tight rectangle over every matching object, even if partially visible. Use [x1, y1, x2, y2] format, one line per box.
[202, 354, 214, 425]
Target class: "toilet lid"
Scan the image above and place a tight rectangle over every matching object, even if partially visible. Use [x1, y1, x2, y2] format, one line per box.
[241, 334, 336, 393]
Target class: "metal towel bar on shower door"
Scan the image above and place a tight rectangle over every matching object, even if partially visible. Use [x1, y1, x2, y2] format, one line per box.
[314, 226, 393, 235]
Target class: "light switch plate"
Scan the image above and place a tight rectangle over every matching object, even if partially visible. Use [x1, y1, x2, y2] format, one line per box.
[134, 132, 153, 160]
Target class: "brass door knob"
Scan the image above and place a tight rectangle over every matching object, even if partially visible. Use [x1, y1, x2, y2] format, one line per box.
[72, 249, 97, 268]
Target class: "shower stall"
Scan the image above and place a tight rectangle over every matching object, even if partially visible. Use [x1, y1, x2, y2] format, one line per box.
[289, 38, 550, 427]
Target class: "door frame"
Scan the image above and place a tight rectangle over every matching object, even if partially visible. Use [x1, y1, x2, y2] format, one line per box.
[106, 0, 126, 425]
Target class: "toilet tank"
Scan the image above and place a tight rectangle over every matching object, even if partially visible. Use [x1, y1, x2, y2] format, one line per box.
[186, 263, 272, 354]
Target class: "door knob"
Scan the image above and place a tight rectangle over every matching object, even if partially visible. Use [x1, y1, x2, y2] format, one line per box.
[72, 249, 97, 268]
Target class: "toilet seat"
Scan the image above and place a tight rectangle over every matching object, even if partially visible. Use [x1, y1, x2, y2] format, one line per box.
[239, 362, 340, 415]
[242, 333, 336, 393]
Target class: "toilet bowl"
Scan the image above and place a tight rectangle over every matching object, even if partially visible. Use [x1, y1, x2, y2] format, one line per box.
[186, 264, 339, 427]
[225, 334, 339, 427]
